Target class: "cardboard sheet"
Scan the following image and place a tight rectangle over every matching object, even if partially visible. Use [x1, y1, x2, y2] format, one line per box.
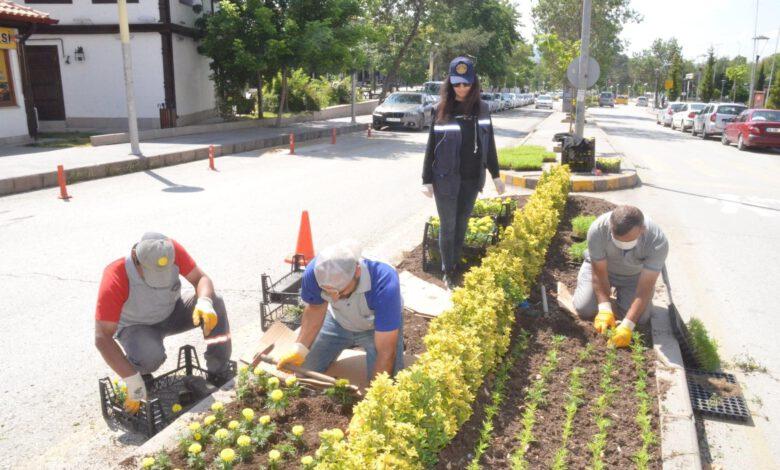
[399, 270, 452, 318]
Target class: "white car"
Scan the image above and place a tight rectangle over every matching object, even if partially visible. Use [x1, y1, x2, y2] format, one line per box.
[636, 96, 648, 107]
[535, 94, 553, 109]
[657, 102, 685, 126]
[671, 102, 706, 131]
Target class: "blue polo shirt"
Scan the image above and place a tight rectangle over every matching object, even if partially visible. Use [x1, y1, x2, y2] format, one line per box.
[300, 258, 402, 332]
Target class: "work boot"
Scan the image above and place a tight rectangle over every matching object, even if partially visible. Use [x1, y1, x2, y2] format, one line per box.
[442, 272, 457, 291]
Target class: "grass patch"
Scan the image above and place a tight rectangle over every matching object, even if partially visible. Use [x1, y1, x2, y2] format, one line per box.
[498, 145, 556, 171]
[29, 132, 94, 148]
[731, 354, 767, 374]
[596, 157, 621, 173]
[571, 214, 596, 239]
[686, 318, 721, 372]
[568, 240, 587, 262]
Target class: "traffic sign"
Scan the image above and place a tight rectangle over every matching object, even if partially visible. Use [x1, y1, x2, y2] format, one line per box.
[566, 56, 600, 89]
[664, 79, 673, 90]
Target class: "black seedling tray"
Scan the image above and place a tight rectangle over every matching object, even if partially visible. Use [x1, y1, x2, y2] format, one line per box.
[473, 200, 515, 228]
[261, 302, 304, 331]
[261, 254, 305, 306]
[686, 369, 750, 422]
[421, 221, 498, 273]
[99, 346, 237, 438]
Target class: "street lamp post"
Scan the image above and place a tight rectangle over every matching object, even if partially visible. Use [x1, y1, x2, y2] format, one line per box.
[426, 40, 440, 81]
[747, 0, 770, 107]
[721, 79, 727, 101]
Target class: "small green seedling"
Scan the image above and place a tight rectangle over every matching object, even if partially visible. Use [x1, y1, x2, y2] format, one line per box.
[571, 215, 596, 239]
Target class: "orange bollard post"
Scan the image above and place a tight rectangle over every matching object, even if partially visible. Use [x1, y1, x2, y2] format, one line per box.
[208, 145, 215, 170]
[331, 128, 336, 145]
[289, 133, 295, 154]
[285, 210, 315, 265]
[57, 165, 71, 200]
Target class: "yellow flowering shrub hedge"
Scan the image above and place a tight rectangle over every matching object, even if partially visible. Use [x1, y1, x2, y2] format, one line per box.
[315, 165, 571, 469]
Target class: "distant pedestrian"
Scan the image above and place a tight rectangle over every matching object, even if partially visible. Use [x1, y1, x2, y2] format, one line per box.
[421, 56, 504, 289]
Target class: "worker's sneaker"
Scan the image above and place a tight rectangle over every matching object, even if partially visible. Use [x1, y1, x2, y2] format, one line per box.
[442, 273, 457, 291]
[207, 367, 236, 388]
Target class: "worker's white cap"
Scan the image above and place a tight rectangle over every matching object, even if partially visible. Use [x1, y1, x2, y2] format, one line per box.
[314, 240, 362, 290]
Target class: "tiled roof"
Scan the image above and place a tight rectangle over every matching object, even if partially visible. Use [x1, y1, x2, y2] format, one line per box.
[0, 0, 58, 25]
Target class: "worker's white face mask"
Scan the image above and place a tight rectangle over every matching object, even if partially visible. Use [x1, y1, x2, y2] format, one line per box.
[611, 234, 638, 250]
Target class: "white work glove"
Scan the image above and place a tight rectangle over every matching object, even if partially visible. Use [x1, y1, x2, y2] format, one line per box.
[276, 342, 309, 371]
[123, 372, 147, 413]
[421, 184, 433, 198]
[493, 177, 506, 195]
[192, 297, 218, 336]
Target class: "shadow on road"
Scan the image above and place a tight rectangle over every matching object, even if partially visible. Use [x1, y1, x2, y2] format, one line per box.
[143, 170, 204, 193]
[597, 124, 693, 142]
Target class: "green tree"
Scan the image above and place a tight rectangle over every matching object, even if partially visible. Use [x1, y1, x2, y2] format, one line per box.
[698, 48, 715, 102]
[767, 63, 780, 109]
[726, 63, 748, 102]
[755, 61, 766, 91]
[667, 52, 682, 101]
[535, 33, 580, 89]
[532, 0, 640, 84]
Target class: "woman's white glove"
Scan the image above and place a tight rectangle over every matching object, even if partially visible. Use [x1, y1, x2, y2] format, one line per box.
[421, 184, 433, 198]
[493, 177, 506, 195]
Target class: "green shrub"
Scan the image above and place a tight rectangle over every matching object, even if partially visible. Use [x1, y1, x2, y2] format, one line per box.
[596, 157, 621, 173]
[571, 214, 596, 239]
[687, 318, 721, 371]
[568, 240, 587, 262]
[498, 145, 557, 171]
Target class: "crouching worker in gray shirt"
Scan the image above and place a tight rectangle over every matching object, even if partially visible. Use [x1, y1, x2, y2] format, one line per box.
[572, 205, 668, 348]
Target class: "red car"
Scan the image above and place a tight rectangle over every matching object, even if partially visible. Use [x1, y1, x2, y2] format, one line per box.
[722, 108, 780, 151]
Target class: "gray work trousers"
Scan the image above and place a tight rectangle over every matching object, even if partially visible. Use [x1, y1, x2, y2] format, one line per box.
[117, 293, 232, 375]
[433, 178, 482, 273]
[572, 260, 652, 325]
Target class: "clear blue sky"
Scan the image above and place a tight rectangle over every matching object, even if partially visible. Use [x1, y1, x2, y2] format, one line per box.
[517, 0, 780, 62]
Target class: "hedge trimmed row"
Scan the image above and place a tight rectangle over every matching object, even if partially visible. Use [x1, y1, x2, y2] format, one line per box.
[315, 165, 572, 469]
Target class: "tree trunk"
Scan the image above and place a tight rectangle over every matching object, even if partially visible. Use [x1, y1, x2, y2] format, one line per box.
[276, 65, 288, 127]
[371, 67, 376, 99]
[258, 75, 265, 118]
[380, 0, 425, 101]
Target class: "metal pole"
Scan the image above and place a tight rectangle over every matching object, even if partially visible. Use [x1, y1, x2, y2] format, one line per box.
[117, 0, 141, 155]
[429, 49, 434, 81]
[350, 70, 356, 123]
[574, 0, 592, 139]
[767, 27, 780, 97]
[748, 0, 759, 107]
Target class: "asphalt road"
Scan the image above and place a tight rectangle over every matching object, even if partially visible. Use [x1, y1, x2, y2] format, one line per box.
[0, 107, 549, 469]
[588, 104, 780, 469]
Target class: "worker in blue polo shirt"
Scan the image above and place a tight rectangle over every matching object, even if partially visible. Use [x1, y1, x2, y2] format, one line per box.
[275, 240, 405, 382]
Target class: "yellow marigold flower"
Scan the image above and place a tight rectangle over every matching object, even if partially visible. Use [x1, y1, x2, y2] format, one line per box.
[268, 377, 280, 388]
[193, 432, 202, 441]
[120, 383, 128, 392]
[141, 457, 155, 468]
[270, 389, 284, 401]
[285, 376, 298, 387]
[227, 420, 240, 430]
[301, 456, 314, 466]
[269, 449, 281, 461]
[211, 401, 224, 412]
[188, 442, 202, 455]
[259, 415, 271, 425]
[220, 448, 235, 463]
[188, 422, 201, 432]
[329, 428, 344, 441]
[253, 365, 265, 376]
[237, 435, 251, 447]
[172, 403, 182, 413]
[203, 415, 216, 426]
[292, 425, 304, 436]
[214, 428, 229, 440]
[239, 364, 249, 374]
[241, 408, 254, 421]
[335, 378, 350, 387]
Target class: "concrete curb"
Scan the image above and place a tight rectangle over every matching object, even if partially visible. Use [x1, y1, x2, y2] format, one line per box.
[650, 306, 703, 469]
[501, 169, 638, 192]
[0, 123, 367, 197]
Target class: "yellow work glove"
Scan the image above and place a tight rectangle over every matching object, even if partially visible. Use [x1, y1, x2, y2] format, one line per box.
[276, 342, 309, 371]
[192, 297, 218, 336]
[122, 372, 147, 414]
[593, 302, 616, 334]
[609, 319, 636, 348]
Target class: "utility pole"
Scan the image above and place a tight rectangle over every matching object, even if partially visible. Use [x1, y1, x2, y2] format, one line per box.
[766, 27, 780, 98]
[117, 0, 141, 155]
[574, 0, 592, 139]
[350, 70, 356, 123]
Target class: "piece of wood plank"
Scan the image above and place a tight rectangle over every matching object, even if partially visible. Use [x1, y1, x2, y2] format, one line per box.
[399, 270, 451, 319]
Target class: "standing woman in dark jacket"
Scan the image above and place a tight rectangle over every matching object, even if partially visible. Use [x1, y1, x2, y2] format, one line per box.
[421, 56, 504, 288]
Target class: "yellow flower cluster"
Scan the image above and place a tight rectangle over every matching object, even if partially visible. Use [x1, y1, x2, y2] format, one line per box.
[314, 165, 571, 468]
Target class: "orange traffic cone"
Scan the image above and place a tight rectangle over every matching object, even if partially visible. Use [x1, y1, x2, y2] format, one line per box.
[285, 211, 315, 266]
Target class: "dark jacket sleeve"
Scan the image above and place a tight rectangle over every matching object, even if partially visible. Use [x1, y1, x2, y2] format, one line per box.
[422, 109, 437, 184]
[486, 115, 500, 179]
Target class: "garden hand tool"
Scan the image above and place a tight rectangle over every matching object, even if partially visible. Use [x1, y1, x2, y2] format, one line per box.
[250, 353, 361, 395]
[192, 297, 218, 336]
[609, 319, 635, 348]
[593, 302, 616, 333]
[123, 372, 147, 413]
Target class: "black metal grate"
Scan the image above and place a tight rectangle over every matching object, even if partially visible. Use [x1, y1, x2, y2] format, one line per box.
[686, 369, 750, 422]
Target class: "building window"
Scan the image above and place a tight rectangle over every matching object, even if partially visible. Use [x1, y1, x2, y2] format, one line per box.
[0, 50, 17, 107]
[92, 0, 139, 3]
[24, 0, 72, 4]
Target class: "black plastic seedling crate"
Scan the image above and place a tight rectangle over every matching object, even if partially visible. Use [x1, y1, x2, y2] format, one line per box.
[261, 254, 306, 305]
[421, 221, 499, 273]
[686, 369, 750, 422]
[473, 200, 515, 228]
[99, 346, 237, 438]
[261, 302, 304, 331]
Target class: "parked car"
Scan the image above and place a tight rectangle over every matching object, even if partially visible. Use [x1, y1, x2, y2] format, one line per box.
[656, 102, 685, 126]
[615, 95, 628, 105]
[372, 92, 434, 131]
[422, 81, 442, 100]
[481, 93, 499, 112]
[671, 102, 706, 131]
[636, 96, 648, 107]
[691, 103, 747, 139]
[598, 92, 615, 107]
[535, 94, 553, 109]
[502, 93, 515, 110]
[722, 109, 780, 151]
